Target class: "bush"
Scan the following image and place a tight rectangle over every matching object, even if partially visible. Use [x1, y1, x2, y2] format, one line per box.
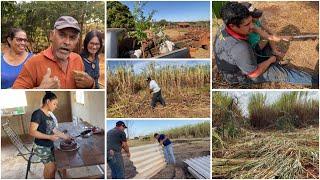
[275, 116, 295, 132]
[248, 92, 319, 130]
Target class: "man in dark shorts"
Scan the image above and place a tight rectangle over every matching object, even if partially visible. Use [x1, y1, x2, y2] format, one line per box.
[107, 121, 130, 179]
[154, 133, 176, 164]
[214, 2, 318, 87]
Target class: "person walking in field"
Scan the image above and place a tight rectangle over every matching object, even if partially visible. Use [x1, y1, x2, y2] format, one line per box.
[154, 133, 176, 164]
[147, 77, 166, 109]
[107, 121, 130, 179]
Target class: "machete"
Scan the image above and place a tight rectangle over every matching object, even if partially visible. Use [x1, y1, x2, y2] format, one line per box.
[290, 34, 319, 40]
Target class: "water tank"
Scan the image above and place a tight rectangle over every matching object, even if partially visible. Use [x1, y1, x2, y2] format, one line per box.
[106, 28, 125, 58]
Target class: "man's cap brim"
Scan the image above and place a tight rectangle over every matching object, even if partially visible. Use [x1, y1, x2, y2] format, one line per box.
[55, 25, 80, 32]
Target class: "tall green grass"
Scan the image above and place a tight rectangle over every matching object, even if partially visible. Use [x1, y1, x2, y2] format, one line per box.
[212, 92, 243, 126]
[159, 121, 210, 139]
[248, 92, 319, 130]
[212, 92, 243, 138]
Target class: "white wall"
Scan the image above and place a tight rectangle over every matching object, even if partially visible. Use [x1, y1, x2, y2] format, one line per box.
[70, 91, 105, 129]
[1, 91, 72, 137]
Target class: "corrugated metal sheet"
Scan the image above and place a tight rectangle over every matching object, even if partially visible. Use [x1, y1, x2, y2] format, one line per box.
[184, 155, 210, 179]
[130, 143, 166, 179]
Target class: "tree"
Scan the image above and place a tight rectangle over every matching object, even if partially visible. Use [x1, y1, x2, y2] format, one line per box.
[128, 2, 156, 45]
[157, 19, 168, 27]
[1, 1, 104, 53]
[107, 1, 135, 30]
[212, 1, 228, 19]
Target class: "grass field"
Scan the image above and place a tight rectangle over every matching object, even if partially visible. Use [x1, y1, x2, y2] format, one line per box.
[107, 62, 210, 118]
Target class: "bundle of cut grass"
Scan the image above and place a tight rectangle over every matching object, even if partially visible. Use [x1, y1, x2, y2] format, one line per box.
[213, 128, 319, 179]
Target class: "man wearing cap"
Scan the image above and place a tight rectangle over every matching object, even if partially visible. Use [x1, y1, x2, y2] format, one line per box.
[154, 133, 176, 164]
[107, 121, 130, 179]
[214, 2, 318, 86]
[146, 77, 166, 109]
[13, 16, 95, 89]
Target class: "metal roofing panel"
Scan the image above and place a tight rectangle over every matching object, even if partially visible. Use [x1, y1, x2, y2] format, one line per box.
[184, 155, 210, 179]
[131, 143, 166, 179]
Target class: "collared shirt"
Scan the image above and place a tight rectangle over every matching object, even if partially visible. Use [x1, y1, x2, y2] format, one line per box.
[12, 46, 85, 89]
[225, 25, 248, 40]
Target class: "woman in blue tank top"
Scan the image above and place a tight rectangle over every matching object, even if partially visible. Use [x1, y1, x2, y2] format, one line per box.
[1, 28, 33, 89]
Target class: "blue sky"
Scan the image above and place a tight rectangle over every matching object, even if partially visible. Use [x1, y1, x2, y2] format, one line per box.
[107, 120, 209, 137]
[120, 1, 210, 22]
[219, 91, 319, 116]
[108, 60, 210, 74]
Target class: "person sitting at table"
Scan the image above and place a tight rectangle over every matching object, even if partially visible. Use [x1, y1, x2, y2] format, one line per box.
[29, 91, 71, 178]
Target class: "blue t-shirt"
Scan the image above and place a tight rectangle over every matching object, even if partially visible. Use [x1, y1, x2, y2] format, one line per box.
[158, 134, 171, 146]
[1, 52, 33, 89]
[82, 56, 100, 89]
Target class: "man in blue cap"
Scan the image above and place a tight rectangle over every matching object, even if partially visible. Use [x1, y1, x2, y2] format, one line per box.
[107, 121, 130, 179]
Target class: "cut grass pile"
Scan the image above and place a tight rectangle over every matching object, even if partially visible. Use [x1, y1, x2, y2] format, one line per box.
[213, 127, 319, 179]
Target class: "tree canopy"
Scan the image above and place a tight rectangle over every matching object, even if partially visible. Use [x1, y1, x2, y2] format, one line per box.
[107, 1, 134, 30]
[1, 1, 104, 53]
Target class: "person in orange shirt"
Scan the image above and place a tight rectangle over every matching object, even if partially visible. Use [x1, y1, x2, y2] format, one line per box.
[12, 16, 95, 89]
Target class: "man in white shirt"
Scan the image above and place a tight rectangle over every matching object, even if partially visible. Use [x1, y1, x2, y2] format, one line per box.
[147, 77, 166, 109]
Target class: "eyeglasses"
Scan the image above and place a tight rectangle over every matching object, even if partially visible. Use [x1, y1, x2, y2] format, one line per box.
[89, 42, 100, 47]
[14, 37, 28, 43]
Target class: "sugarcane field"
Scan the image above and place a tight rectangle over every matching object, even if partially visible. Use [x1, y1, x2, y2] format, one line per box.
[107, 120, 210, 179]
[212, 91, 319, 179]
[213, 1, 319, 89]
[107, 1, 210, 59]
[107, 61, 210, 118]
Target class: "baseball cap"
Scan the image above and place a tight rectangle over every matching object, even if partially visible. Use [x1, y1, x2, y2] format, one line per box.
[241, 2, 263, 18]
[116, 121, 127, 128]
[54, 16, 80, 32]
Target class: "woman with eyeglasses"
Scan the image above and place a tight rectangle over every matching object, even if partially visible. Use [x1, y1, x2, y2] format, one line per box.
[1, 28, 33, 89]
[80, 30, 103, 89]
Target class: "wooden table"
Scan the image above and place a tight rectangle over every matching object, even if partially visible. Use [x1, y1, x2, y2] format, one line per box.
[54, 122, 105, 178]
